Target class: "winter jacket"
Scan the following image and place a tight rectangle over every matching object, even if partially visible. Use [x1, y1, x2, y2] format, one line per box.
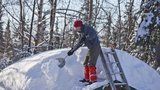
[71, 24, 100, 52]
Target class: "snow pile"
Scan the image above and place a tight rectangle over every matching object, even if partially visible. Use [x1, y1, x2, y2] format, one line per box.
[0, 47, 160, 90]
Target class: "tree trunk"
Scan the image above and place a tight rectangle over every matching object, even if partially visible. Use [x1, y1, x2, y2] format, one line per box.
[48, 0, 57, 50]
[34, 0, 44, 53]
[0, 0, 4, 55]
[88, 0, 93, 24]
[106, 12, 112, 46]
[155, 43, 160, 69]
[154, 28, 160, 69]
[118, 0, 122, 49]
[124, 0, 135, 51]
[28, 0, 36, 52]
[93, 0, 101, 27]
[4, 20, 13, 58]
[19, 0, 25, 51]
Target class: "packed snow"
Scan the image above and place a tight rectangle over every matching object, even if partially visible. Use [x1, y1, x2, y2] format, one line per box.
[0, 47, 160, 90]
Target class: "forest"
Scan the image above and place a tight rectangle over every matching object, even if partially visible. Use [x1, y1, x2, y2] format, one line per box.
[0, 0, 160, 73]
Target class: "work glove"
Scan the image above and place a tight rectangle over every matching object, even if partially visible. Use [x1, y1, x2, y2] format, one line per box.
[81, 35, 86, 41]
[67, 50, 74, 56]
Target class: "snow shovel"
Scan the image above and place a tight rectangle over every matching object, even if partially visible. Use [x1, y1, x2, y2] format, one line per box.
[56, 55, 68, 68]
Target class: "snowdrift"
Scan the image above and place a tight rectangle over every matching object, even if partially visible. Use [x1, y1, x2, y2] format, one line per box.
[0, 47, 160, 90]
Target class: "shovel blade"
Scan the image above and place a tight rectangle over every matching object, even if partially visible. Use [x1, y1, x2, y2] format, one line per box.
[56, 58, 66, 68]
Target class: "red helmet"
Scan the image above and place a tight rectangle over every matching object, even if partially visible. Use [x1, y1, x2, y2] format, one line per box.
[74, 20, 83, 28]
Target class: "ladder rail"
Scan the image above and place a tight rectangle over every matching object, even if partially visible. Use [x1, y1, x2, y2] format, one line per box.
[100, 49, 117, 90]
[105, 52, 117, 80]
[110, 49, 131, 90]
[99, 47, 131, 90]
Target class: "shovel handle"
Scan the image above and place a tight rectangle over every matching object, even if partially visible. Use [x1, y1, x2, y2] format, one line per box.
[64, 55, 68, 59]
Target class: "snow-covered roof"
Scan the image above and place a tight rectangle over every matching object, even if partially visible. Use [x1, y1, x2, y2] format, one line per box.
[0, 47, 160, 90]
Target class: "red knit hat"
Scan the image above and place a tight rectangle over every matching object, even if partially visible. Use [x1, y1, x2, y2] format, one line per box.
[74, 20, 83, 28]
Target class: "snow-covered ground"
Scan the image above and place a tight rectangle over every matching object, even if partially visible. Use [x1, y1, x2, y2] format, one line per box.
[0, 47, 160, 90]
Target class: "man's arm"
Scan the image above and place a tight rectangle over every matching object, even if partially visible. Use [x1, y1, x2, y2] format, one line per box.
[67, 34, 85, 56]
[70, 34, 85, 52]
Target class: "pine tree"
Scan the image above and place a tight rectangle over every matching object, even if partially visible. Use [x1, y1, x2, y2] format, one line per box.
[123, 0, 136, 52]
[135, 0, 160, 69]
[3, 20, 13, 59]
[101, 12, 112, 47]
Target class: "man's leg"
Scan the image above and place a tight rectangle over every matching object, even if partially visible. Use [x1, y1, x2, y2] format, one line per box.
[80, 51, 90, 82]
[88, 45, 101, 83]
[83, 53, 89, 66]
[88, 45, 101, 66]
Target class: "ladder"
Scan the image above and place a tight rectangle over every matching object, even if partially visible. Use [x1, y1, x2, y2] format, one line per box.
[99, 48, 130, 90]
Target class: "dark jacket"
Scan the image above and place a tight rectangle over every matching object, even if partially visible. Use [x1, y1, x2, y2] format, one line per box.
[71, 24, 100, 52]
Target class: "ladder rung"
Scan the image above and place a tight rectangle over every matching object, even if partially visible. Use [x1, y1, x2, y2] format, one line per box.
[106, 61, 119, 65]
[102, 49, 130, 90]
[105, 51, 115, 54]
[110, 72, 123, 75]
[114, 83, 127, 86]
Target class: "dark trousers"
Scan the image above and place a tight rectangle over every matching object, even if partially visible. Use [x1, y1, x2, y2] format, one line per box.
[83, 44, 101, 66]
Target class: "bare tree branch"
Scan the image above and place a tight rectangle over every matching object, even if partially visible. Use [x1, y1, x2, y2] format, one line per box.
[2, 4, 20, 23]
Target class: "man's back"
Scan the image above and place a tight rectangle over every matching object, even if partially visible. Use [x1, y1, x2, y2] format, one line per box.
[81, 24, 100, 49]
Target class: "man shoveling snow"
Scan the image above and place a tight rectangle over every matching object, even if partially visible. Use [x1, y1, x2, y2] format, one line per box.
[67, 20, 101, 85]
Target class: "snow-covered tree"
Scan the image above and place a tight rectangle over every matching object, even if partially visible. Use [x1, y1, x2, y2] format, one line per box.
[0, 0, 4, 58]
[0, 20, 13, 71]
[135, 0, 160, 69]
[3, 20, 13, 59]
[122, 0, 137, 52]
[101, 12, 112, 47]
[0, 55, 10, 71]
[34, 0, 47, 53]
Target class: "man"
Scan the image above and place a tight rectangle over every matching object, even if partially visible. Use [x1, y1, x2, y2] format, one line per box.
[67, 20, 101, 84]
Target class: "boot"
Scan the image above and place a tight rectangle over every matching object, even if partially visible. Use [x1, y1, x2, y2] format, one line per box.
[79, 66, 89, 82]
[89, 66, 97, 83]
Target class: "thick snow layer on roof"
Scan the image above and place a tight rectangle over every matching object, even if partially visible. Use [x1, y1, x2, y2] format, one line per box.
[0, 47, 160, 90]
